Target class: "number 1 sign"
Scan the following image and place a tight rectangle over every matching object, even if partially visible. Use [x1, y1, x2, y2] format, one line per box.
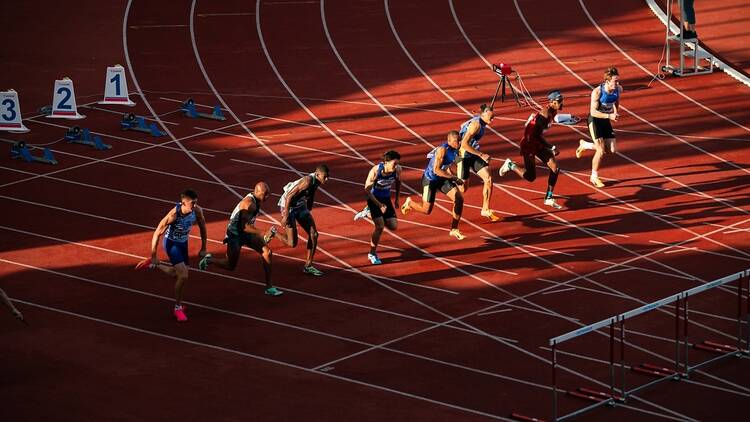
[99, 65, 135, 106]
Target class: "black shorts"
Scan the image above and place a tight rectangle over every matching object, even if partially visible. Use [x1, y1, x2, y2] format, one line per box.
[587, 115, 615, 140]
[367, 195, 396, 220]
[421, 174, 457, 204]
[457, 150, 489, 180]
[282, 205, 313, 228]
[224, 229, 263, 253]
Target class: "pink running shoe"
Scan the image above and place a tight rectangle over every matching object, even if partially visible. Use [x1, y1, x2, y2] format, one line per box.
[173, 305, 188, 322]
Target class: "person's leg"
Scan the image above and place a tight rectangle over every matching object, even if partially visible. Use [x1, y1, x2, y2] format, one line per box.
[173, 263, 189, 306]
[505, 152, 538, 182]
[455, 152, 471, 193]
[445, 187, 465, 239]
[605, 137, 617, 154]
[247, 235, 280, 294]
[172, 262, 189, 321]
[544, 155, 562, 209]
[370, 216, 385, 256]
[404, 179, 436, 215]
[298, 211, 322, 275]
[207, 240, 241, 271]
[587, 120, 606, 187]
[476, 164, 499, 221]
[683, 0, 696, 34]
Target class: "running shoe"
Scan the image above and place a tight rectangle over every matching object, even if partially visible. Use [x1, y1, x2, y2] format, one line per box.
[498, 158, 513, 176]
[368, 253, 382, 265]
[135, 258, 156, 270]
[590, 177, 605, 188]
[353, 206, 370, 221]
[264, 287, 284, 296]
[173, 305, 188, 322]
[449, 228, 466, 240]
[198, 253, 212, 270]
[544, 198, 563, 209]
[400, 197, 412, 216]
[481, 209, 501, 222]
[263, 226, 277, 244]
[303, 265, 324, 276]
[575, 139, 586, 159]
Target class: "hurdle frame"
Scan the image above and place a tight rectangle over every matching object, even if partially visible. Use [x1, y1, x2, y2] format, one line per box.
[548, 269, 749, 421]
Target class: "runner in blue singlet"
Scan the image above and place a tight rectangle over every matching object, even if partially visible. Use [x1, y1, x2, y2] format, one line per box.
[136, 189, 207, 322]
[401, 131, 467, 240]
[457, 104, 501, 222]
[577, 67, 622, 188]
[353, 150, 402, 265]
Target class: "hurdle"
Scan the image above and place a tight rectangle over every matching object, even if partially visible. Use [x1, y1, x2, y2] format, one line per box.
[65, 126, 112, 150]
[10, 141, 57, 165]
[542, 269, 749, 421]
[181, 98, 226, 121]
[120, 113, 165, 137]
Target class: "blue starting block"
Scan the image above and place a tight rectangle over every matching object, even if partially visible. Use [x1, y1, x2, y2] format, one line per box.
[120, 113, 166, 137]
[10, 141, 58, 165]
[65, 126, 112, 150]
[181, 98, 226, 121]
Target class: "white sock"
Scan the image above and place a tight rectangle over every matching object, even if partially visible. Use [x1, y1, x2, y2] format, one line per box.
[591, 170, 598, 179]
[582, 141, 595, 150]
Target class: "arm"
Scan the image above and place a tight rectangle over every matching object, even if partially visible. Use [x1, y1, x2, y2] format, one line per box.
[364, 166, 385, 209]
[589, 87, 610, 119]
[242, 198, 264, 236]
[460, 121, 489, 161]
[194, 205, 208, 256]
[393, 165, 402, 208]
[150, 208, 176, 261]
[432, 147, 459, 180]
[282, 176, 310, 225]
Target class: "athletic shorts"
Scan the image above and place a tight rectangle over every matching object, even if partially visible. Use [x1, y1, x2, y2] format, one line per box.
[367, 195, 396, 220]
[588, 115, 615, 140]
[282, 205, 312, 228]
[421, 174, 457, 204]
[457, 150, 489, 180]
[223, 229, 263, 253]
[163, 238, 189, 266]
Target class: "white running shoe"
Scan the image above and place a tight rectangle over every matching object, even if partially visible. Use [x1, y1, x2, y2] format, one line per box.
[368, 253, 382, 265]
[353, 206, 370, 221]
[498, 158, 513, 176]
[449, 228, 466, 240]
[544, 198, 562, 209]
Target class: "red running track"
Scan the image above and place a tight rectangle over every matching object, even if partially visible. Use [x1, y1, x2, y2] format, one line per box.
[2, 0, 750, 420]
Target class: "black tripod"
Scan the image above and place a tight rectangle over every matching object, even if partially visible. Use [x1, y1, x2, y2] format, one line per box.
[490, 64, 521, 108]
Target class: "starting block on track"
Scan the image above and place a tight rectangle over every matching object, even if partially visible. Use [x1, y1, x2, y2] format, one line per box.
[10, 141, 57, 165]
[120, 113, 165, 137]
[181, 98, 226, 121]
[65, 126, 111, 150]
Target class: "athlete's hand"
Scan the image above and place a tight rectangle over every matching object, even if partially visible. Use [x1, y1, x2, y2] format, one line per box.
[378, 202, 387, 212]
[454, 177, 465, 186]
[481, 153, 490, 163]
[609, 113, 619, 122]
